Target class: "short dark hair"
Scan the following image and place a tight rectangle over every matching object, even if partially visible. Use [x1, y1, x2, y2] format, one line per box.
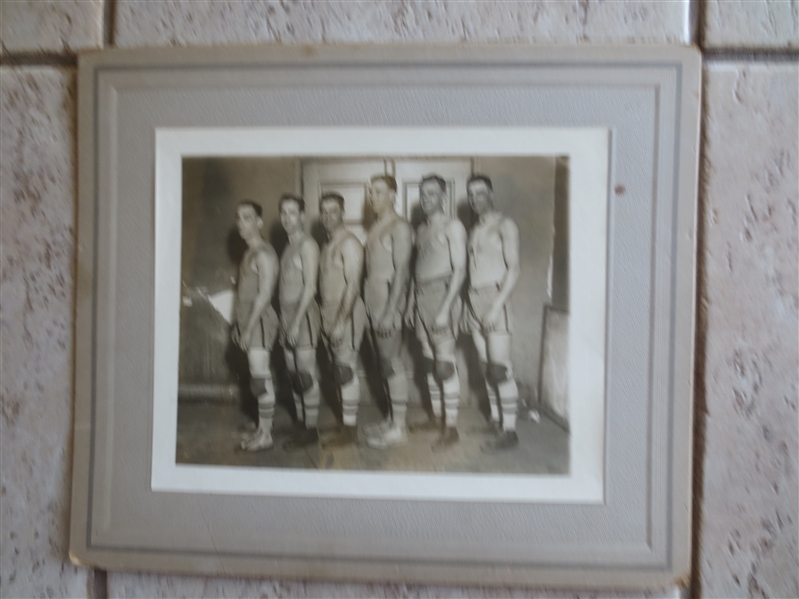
[320, 192, 345, 210]
[370, 174, 397, 193]
[467, 174, 493, 191]
[420, 173, 446, 192]
[237, 199, 263, 218]
[279, 193, 306, 212]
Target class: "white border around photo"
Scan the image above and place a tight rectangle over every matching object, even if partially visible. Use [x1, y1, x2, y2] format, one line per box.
[152, 127, 609, 503]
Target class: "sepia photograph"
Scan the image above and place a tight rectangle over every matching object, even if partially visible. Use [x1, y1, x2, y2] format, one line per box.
[151, 127, 607, 502]
[178, 153, 569, 473]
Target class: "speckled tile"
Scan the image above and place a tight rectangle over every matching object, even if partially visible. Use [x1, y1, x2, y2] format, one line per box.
[698, 62, 799, 598]
[0, 0, 103, 55]
[107, 572, 685, 598]
[113, 0, 690, 48]
[703, 0, 799, 49]
[0, 66, 98, 597]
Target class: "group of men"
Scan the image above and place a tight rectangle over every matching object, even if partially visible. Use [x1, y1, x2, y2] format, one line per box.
[231, 172, 521, 455]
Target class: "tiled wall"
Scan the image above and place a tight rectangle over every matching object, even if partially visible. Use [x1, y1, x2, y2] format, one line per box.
[1, 2, 796, 597]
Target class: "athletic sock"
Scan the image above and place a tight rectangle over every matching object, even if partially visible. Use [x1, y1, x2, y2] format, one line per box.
[498, 376, 519, 432]
[387, 369, 408, 428]
[303, 377, 320, 428]
[442, 369, 460, 428]
[426, 372, 442, 419]
[292, 391, 304, 424]
[340, 373, 360, 427]
[257, 391, 275, 433]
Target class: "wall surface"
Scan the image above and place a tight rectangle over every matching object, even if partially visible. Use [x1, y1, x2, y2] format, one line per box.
[1, 2, 797, 598]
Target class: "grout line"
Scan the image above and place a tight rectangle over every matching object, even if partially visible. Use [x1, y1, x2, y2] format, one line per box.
[704, 48, 799, 62]
[103, 0, 117, 48]
[0, 53, 77, 67]
[688, 69, 712, 599]
[91, 568, 108, 599]
[691, 0, 705, 49]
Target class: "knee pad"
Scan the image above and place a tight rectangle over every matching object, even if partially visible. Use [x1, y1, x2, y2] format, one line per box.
[296, 371, 314, 392]
[434, 360, 456, 380]
[334, 364, 354, 385]
[486, 363, 510, 385]
[291, 372, 313, 393]
[379, 357, 395, 377]
[250, 377, 270, 396]
[421, 356, 436, 374]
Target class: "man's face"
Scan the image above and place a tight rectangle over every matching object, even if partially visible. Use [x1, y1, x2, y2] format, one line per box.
[419, 180, 445, 216]
[280, 200, 304, 234]
[467, 180, 492, 216]
[320, 199, 344, 235]
[236, 204, 262, 239]
[369, 179, 394, 214]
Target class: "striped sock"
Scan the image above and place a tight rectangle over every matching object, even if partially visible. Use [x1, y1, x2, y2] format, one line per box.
[292, 389, 304, 424]
[498, 376, 519, 432]
[481, 363, 500, 424]
[303, 376, 320, 428]
[257, 389, 275, 433]
[442, 369, 460, 428]
[387, 369, 408, 428]
[340, 373, 360, 427]
[426, 372, 442, 419]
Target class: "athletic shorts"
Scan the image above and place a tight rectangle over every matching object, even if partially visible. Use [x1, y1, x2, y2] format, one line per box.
[414, 277, 462, 347]
[235, 305, 279, 350]
[364, 278, 406, 332]
[279, 301, 321, 349]
[321, 297, 366, 354]
[465, 285, 511, 334]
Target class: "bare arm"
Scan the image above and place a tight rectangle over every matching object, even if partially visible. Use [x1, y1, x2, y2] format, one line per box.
[492, 219, 520, 310]
[335, 237, 364, 325]
[290, 238, 319, 329]
[436, 221, 467, 319]
[381, 221, 412, 321]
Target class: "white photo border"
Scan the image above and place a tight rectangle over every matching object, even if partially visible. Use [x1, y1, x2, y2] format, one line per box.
[152, 127, 608, 503]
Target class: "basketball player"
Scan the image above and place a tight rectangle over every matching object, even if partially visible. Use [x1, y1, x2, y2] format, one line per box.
[317, 192, 366, 449]
[362, 175, 414, 449]
[232, 200, 280, 451]
[409, 174, 467, 450]
[277, 194, 323, 450]
[465, 174, 521, 451]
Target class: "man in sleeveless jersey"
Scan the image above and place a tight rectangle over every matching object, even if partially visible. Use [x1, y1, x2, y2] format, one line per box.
[231, 200, 280, 451]
[277, 194, 323, 451]
[408, 174, 467, 450]
[317, 192, 367, 449]
[362, 175, 414, 449]
[464, 175, 522, 451]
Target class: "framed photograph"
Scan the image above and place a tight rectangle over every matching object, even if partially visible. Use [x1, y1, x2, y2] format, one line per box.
[70, 45, 700, 588]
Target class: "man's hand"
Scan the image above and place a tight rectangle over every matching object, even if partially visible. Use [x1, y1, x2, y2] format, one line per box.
[459, 308, 471, 334]
[286, 320, 301, 348]
[376, 312, 397, 338]
[240, 325, 254, 352]
[328, 319, 345, 347]
[403, 306, 415, 329]
[433, 308, 450, 332]
[481, 303, 503, 333]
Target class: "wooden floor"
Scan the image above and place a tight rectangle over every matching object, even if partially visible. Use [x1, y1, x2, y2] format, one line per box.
[176, 392, 570, 475]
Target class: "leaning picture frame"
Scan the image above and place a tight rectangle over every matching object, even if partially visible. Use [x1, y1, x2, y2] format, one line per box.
[69, 45, 701, 588]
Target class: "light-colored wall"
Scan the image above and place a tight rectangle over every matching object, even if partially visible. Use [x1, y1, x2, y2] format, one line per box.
[1, 3, 796, 598]
[475, 157, 556, 404]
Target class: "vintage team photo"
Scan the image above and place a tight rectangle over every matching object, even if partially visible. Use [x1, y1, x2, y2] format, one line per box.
[176, 155, 570, 475]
